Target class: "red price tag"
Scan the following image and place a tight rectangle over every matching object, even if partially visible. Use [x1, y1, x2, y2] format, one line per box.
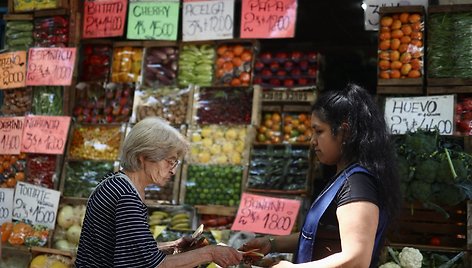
[83, 0, 128, 38]
[240, 0, 297, 39]
[26, 48, 77, 86]
[231, 193, 300, 235]
[21, 115, 71, 155]
[0, 117, 24, 155]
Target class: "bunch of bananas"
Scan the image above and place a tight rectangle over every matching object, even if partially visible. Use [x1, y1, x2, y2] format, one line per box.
[148, 210, 192, 231]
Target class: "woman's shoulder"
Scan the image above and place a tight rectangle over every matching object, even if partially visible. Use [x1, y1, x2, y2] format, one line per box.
[93, 171, 137, 197]
[337, 170, 380, 207]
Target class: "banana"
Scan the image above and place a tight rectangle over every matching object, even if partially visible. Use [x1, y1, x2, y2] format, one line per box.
[171, 218, 190, 226]
[171, 213, 189, 221]
[149, 214, 167, 222]
[172, 223, 190, 230]
[152, 211, 169, 218]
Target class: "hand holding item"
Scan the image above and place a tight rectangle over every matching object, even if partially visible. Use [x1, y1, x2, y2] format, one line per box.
[238, 237, 273, 265]
[208, 245, 244, 268]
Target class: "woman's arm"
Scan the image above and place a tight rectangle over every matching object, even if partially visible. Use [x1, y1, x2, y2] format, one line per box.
[158, 245, 243, 268]
[274, 201, 379, 268]
[271, 232, 300, 253]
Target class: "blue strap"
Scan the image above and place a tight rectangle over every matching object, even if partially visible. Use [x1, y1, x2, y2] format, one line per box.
[295, 164, 385, 264]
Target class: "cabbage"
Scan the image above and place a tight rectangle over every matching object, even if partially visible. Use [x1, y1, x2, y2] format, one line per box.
[57, 205, 75, 229]
[66, 224, 82, 244]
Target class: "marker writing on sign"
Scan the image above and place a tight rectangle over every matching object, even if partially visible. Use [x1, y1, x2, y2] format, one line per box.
[184, 1, 233, 36]
[29, 50, 74, 61]
[133, 5, 170, 16]
[0, 118, 23, 132]
[0, 191, 4, 202]
[84, 0, 125, 36]
[243, 0, 291, 33]
[391, 100, 438, 115]
[132, 3, 175, 38]
[25, 117, 60, 130]
[0, 53, 22, 67]
[86, 1, 125, 14]
[18, 184, 52, 205]
[243, 196, 286, 212]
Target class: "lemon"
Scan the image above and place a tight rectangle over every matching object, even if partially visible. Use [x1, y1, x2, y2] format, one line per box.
[225, 129, 237, 140]
[214, 130, 224, 139]
[201, 127, 212, 138]
[222, 142, 234, 153]
[202, 138, 213, 148]
[230, 153, 242, 164]
[216, 155, 228, 164]
[191, 133, 202, 142]
[210, 144, 222, 155]
[30, 255, 48, 268]
[235, 141, 245, 153]
[50, 261, 69, 268]
[198, 152, 211, 163]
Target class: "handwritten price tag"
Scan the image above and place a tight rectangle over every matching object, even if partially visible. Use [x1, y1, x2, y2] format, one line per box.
[182, 0, 234, 41]
[385, 95, 454, 135]
[0, 189, 14, 225]
[0, 117, 24, 155]
[83, 0, 128, 38]
[0, 51, 27, 90]
[240, 0, 297, 39]
[21, 115, 71, 155]
[127, 0, 180, 40]
[231, 193, 300, 235]
[26, 47, 77, 86]
[13, 182, 60, 229]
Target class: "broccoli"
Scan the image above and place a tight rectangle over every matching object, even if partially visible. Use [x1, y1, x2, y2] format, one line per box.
[397, 156, 412, 183]
[414, 159, 438, 183]
[404, 131, 437, 155]
[433, 183, 466, 206]
[436, 157, 455, 184]
[409, 180, 433, 203]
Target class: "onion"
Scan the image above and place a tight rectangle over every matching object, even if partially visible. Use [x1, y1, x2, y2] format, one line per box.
[66, 224, 82, 244]
[57, 205, 75, 229]
[54, 239, 71, 251]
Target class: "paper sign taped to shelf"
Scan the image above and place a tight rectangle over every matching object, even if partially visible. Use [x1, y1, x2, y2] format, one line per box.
[262, 89, 316, 102]
[363, 0, 428, 31]
[384, 95, 454, 135]
[21, 115, 71, 154]
[0, 51, 27, 90]
[83, 0, 128, 38]
[182, 0, 235, 41]
[26, 47, 77, 86]
[231, 193, 300, 235]
[0, 189, 14, 225]
[0, 116, 25, 155]
[240, 0, 297, 38]
[12, 182, 60, 229]
[127, 0, 180, 40]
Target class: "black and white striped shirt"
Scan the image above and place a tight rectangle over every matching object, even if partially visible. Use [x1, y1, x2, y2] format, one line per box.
[75, 171, 166, 267]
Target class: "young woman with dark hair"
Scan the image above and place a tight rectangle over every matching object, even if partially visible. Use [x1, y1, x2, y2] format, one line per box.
[240, 83, 401, 268]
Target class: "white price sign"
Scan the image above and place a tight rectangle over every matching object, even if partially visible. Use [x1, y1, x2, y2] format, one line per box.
[363, 0, 428, 31]
[0, 189, 14, 225]
[12, 182, 61, 229]
[182, 0, 234, 41]
[385, 95, 455, 135]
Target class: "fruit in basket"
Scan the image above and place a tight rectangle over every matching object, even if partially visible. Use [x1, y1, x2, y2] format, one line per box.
[214, 43, 253, 86]
[179, 44, 215, 87]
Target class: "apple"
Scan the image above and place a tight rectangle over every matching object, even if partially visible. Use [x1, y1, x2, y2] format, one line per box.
[275, 52, 288, 61]
[269, 78, 281, 86]
[291, 68, 302, 77]
[276, 70, 287, 78]
[261, 68, 272, 79]
[260, 52, 272, 63]
[307, 52, 317, 62]
[270, 62, 280, 72]
[284, 61, 294, 71]
[283, 79, 295, 87]
[308, 67, 317, 77]
[298, 78, 308, 86]
[299, 60, 309, 71]
[291, 51, 302, 62]
[254, 61, 265, 71]
[253, 76, 263, 84]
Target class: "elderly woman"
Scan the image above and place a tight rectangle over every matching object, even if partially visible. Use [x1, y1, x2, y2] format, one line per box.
[76, 117, 243, 268]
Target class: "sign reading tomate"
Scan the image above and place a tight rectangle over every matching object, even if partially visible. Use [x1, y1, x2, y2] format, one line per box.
[21, 115, 71, 155]
[83, 0, 128, 38]
[0, 117, 24, 155]
[0, 51, 27, 90]
[231, 193, 301, 235]
[26, 48, 76, 86]
[240, 0, 298, 39]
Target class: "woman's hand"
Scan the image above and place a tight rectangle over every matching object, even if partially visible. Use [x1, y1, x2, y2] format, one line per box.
[272, 260, 294, 268]
[208, 245, 243, 268]
[238, 237, 272, 264]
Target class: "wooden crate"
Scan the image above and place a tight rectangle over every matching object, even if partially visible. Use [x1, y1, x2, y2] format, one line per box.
[387, 201, 470, 249]
[8, 0, 69, 13]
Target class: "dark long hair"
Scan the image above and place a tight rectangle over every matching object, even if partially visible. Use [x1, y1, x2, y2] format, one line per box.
[312, 83, 401, 218]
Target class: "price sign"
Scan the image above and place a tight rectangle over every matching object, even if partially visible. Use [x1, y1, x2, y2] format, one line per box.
[385, 95, 454, 135]
[0, 116, 24, 155]
[83, 0, 128, 38]
[240, 0, 297, 39]
[26, 47, 77, 86]
[363, 0, 428, 31]
[231, 193, 300, 235]
[261, 90, 316, 102]
[127, 0, 180, 40]
[12, 182, 60, 229]
[0, 51, 27, 90]
[21, 115, 71, 154]
[0, 189, 14, 225]
[182, 0, 234, 41]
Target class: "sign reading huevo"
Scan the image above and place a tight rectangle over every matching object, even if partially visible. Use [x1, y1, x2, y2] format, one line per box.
[21, 115, 71, 155]
[83, 0, 128, 38]
[26, 47, 77, 86]
[240, 0, 297, 39]
[0, 116, 24, 155]
[0, 51, 27, 90]
[231, 193, 300, 235]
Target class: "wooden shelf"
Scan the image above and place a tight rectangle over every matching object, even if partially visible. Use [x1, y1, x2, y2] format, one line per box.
[194, 205, 237, 216]
[429, 4, 472, 13]
[377, 86, 424, 95]
[378, 78, 423, 86]
[30, 246, 74, 258]
[379, 5, 425, 14]
[427, 86, 472, 95]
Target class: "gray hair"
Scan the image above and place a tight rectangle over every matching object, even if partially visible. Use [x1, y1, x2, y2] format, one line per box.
[120, 117, 189, 171]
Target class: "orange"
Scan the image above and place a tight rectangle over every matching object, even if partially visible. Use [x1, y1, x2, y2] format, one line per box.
[401, 63, 412, 75]
[241, 51, 252, 62]
[379, 32, 391, 41]
[411, 39, 423, 47]
[408, 69, 421, 78]
[391, 61, 402, 70]
[223, 50, 234, 60]
[216, 57, 225, 67]
[391, 70, 401, 78]
[391, 38, 401, 50]
[379, 71, 390, 79]
[298, 113, 307, 122]
[380, 26, 391, 33]
[380, 16, 393, 27]
[217, 45, 227, 56]
[401, 25, 413, 36]
[411, 31, 423, 40]
[230, 78, 241, 86]
[6, 178, 16, 188]
[379, 51, 390, 60]
[15, 172, 25, 181]
[400, 36, 411, 44]
[239, 72, 251, 82]
[409, 14, 421, 23]
[411, 22, 422, 31]
[412, 51, 422, 59]
[284, 125, 293, 134]
[411, 59, 421, 70]
[400, 52, 412, 64]
[232, 57, 243, 67]
[379, 60, 390, 70]
[233, 45, 244, 56]
[272, 113, 281, 123]
[379, 40, 391, 51]
[216, 68, 225, 78]
[391, 19, 402, 30]
[223, 62, 233, 71]
[391, 29, 404, 39]
[399, 13, 410, 24]
[398, 43, 409, 53]
[390, 51, 400, 61]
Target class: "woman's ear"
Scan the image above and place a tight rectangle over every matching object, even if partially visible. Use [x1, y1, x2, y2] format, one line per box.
[138, 155, 145, 169]
[340, 122, 350, 141]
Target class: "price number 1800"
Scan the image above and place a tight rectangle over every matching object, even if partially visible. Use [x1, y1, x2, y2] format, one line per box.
[263, 213, 291, 231]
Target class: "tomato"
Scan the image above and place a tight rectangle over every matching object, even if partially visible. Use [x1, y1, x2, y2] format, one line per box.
[462, 98, 472, 111]
[430, 237, 441, 246]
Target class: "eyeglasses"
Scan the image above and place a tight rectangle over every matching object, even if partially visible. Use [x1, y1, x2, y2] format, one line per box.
[166, 159, 181, 169]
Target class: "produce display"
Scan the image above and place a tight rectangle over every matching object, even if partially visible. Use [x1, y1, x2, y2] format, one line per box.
[378, 12, 424, 79]
[2, 221, 49, 247]
[396, 130, 471, 206]
[179, 44, 215, 87]
[32, 86, 63, 115]
[29, 254, 72, 268]
[13, 0, 57, 12]
[189, 125, 248, 165]
[111, 46, 143, 83]
[195, 87, 252, 125]
[148, 208, 193, 231]
[145, 180, 176, 202]
[63, 161, 114, 198]
[248, 146, 309, 191]
[26, 154, 57, 189]
[214, 43, 253, 86]
[200, 215, 235, 229]
[0, 87, 33, 116]
[253, 51, 318, 87]
[135, 87, 189, 125]
[257, 112, 311, 144]
[0, 154, 26, 188]
[33, 16, 69, 47]
[54, 204, 86, 252]
[5, 20, 33, 51]
[455, 97, 472, 135]
[185, 165, 242, 206]
[143, 46, 179, 87]
[73, 82, 134, 123]
[428, 11, 472, 78]
[68, 125, 123, 161]
[80, 45, 112, 82]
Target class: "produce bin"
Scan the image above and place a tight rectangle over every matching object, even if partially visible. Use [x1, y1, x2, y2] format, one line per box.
[178, 43, 216, 87]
